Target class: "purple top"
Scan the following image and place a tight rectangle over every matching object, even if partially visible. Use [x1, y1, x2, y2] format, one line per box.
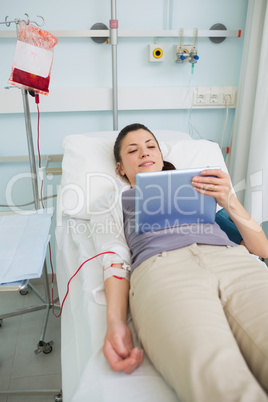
[122, 188, 237, 273]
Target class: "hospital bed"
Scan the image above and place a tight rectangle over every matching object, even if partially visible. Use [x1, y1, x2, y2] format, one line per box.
[55, 130, 230, 402]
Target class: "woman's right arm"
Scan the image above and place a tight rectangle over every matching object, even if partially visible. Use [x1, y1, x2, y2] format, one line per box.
[103, 265, 144, 374]
[91, 192, 143, 373]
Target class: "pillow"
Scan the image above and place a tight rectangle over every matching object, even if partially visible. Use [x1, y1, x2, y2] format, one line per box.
[58, 132, 227, 220]
[161, 139, 228, 172]
[58, 134, 122, 220]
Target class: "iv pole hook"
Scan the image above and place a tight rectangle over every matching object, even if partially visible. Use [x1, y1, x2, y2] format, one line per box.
[33, 15, 45, 27]
[5, 16, 11, 27]
[24, 13, 45, 27]
[24, 13, 30, 25]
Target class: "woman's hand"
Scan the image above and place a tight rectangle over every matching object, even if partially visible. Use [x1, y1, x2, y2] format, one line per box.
[103, 319, 144, 374]
[192, 168, 232, 210]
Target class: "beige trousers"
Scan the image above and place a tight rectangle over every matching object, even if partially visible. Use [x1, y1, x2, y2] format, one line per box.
[129, 244, 268, 402]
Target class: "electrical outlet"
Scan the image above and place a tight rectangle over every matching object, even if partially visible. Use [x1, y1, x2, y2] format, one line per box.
[209, 87, 221, 104]
[193, 87, 209, 105]
[222, 86, 236, 106]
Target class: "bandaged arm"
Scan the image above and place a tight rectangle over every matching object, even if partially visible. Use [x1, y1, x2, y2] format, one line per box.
[103, 261, 131, 282]
[90, 191, 131, 270]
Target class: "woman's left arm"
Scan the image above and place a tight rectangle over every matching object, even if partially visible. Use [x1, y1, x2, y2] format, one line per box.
[192, 169, 268, 258]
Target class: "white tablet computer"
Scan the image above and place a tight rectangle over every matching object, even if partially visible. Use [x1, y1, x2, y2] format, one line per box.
[135, 167, 219, 234]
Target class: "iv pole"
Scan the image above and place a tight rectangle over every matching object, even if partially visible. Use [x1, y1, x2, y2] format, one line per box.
[21, 90, 40, 208]
[20, 86, 55, 353]
[21, 91, 54, 353]
[16, 16, 54, 355]
[110, 0, 118, 130]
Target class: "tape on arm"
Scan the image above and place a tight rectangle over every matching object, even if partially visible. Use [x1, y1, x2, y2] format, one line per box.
[103, 262, 131, 282]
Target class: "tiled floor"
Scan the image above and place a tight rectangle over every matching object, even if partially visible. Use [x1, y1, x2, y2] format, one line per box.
[0, 277, 62, 402]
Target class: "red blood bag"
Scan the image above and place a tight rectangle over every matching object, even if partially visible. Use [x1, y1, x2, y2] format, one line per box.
[8, 21, 58, 95]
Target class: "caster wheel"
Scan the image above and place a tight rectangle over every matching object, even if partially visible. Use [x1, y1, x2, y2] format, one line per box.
[43, 345, 53, 354]
[54, 392, 63, 402]
[35, 340, 54, 355]
[19, 288, 29, 295]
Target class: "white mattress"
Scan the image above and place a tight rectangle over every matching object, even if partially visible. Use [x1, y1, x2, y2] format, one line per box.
[56, 216, 180, 402]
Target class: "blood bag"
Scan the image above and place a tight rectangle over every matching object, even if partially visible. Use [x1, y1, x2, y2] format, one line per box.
[8, 21, 58, 95]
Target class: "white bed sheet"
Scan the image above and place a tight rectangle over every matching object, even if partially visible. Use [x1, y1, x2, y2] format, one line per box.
[56, 216, 179, 402]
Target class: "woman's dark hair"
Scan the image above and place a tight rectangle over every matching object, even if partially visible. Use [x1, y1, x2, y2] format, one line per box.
[114, 123, 176, 181]
[162, 160, 176, 171]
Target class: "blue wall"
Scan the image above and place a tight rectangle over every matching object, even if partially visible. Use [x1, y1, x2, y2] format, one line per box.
[0, 0, 248, 270]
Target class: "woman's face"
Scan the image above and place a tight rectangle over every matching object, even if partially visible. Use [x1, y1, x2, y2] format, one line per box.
[117, 129, 164, 187]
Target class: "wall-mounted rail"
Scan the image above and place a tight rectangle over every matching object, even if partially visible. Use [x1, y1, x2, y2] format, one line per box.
[0, 28, 241, 39]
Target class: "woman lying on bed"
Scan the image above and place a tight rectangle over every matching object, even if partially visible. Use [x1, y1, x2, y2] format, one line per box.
[91, 123, 268, 402]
